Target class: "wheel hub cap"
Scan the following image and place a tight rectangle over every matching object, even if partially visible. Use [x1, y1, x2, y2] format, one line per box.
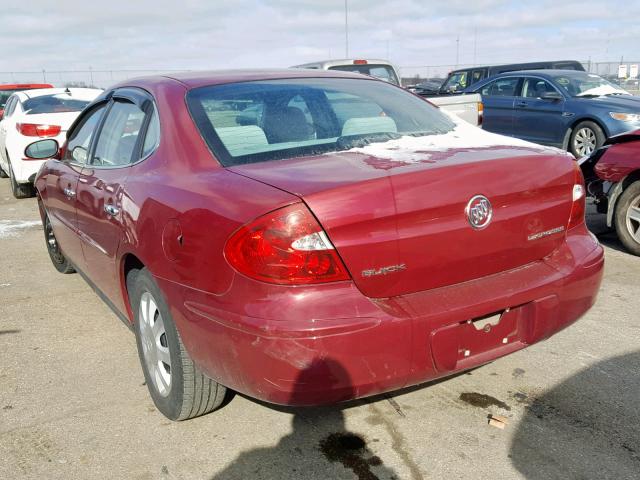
[574, 128, 597, 156]
[139, 292, 172, 397]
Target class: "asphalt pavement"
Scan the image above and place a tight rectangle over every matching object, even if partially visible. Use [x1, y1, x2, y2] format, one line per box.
[0, 179, 638, 480]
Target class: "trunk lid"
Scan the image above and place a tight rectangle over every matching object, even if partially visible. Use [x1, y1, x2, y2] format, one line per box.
[230, 138, 576, 298]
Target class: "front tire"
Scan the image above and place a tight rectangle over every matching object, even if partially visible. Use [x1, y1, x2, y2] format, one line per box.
[43, 214, 76, 273]
[129, 268, 227, 420]
[614, 181, 640, 256]
[569, 121, 605, 158]
[7, 153, 34, 198]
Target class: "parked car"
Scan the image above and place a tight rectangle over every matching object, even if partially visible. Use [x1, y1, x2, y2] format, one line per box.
[293, 59, 483, 125]
[407, 78, 444, 96]
[439, 60, 584, 95]
[466, 70, 640, 157]
[29, 69, 603, 420]
[0, 83, 53, 119]
[0, 87, 102, 197]
[580, 129, 640, 255]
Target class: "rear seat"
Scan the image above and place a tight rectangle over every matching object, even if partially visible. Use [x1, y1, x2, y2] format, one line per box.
[341, 116, 398, 136]
[215, 125, 269, 156]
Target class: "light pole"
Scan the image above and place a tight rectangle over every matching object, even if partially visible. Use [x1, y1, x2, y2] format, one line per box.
[345, 0, 349, 58]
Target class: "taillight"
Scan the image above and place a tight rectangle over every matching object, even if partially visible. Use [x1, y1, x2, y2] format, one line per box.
[17, 123, 61, 137]
[477, 102, 484, 125]
[568, 161, 586, 230]
[224, 203, 350, 285]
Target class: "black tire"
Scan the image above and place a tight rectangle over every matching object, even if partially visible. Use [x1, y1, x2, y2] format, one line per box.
[7, 153, 34, 198]
[569, 121, 605, 158]
[614, 181, 640, 256]
[128, 268, 227, 420]
[43, 213, 76, 274]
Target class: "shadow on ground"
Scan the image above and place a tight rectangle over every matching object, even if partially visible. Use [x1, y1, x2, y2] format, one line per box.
[210, 358, 400, 480]
[510, 351, 640, 479]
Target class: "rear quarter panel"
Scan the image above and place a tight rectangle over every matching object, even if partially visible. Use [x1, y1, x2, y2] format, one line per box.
[595, 140, 640, 182]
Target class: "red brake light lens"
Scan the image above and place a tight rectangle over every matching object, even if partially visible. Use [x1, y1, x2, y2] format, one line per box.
[224, 204, 350, 285]
[353, 59, 368, 65]
[17, 123, 61, 137]
[568, 162, 586, 230]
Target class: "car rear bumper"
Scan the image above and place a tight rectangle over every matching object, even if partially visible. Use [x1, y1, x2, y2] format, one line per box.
[157, 225, 604, 406]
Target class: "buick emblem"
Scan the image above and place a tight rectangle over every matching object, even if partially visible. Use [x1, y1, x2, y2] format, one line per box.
[465, 195, 492, 229]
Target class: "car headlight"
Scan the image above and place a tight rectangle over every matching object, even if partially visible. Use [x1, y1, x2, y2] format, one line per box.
[610, 112, 640, 122]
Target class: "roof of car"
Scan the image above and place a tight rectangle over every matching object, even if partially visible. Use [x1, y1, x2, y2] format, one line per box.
[13, 87, 103, 100]
[124, 68, 376, 89]
[492, 69, 591, 78]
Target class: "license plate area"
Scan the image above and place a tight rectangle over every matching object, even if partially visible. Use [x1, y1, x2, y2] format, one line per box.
[430, 307, 524, 373]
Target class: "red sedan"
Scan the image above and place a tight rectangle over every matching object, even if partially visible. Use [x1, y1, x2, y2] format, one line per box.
[27, 70, 604, 420]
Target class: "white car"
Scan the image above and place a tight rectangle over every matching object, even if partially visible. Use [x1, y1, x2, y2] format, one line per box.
[0, 87, 102, 198]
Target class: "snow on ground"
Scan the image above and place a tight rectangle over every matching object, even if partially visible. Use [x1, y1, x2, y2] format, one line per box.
[0, 220, 41, 238]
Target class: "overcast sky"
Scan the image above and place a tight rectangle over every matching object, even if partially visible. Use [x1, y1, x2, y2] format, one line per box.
[1, 0, 639, 84]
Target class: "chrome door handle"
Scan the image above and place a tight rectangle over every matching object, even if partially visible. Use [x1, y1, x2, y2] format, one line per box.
[63, 187, 76, 198]
[516, 101, 527, 107]
[104, 204, 120, 216]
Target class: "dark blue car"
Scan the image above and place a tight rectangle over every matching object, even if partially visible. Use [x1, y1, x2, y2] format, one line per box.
[466, 70, 640, 157]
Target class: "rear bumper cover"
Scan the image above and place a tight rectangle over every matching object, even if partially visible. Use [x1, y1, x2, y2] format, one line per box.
[157, 226, 603, 406]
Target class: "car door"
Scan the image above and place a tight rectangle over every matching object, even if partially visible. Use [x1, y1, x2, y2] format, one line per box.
[0, 96, 17, 167]
[478, 76, 522, 136]
[75, 89, 157, 308]
[41, 103, 108, 269]
[512, 77, 567, 146]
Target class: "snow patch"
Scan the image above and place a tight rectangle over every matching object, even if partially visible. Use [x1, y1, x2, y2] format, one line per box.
[0, 220, 41, 238]
[348, 111, 571, 163]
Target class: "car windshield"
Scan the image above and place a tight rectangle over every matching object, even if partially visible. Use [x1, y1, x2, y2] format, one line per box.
[327, 64, 400, 85]
[22, 94, 91, 115]
[552, 73, 630, 97]
[0, 89, 20, 109]
[187, 77, 455, 167]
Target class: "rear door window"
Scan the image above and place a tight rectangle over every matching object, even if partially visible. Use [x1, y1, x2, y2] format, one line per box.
[481, 77, 521, 96]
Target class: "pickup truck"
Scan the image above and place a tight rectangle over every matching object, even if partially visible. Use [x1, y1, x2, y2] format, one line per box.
[291, 59, 483, 126]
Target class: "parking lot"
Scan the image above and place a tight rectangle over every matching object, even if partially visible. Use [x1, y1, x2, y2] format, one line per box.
[0, 178, 638, 480]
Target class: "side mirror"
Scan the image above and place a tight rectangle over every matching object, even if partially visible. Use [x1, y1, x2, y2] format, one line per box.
[24, 139, 59, 160]
[540, 91, 563, 101]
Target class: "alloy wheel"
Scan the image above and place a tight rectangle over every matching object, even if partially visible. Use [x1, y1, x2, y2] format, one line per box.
[139, 292, 172, 397]
[625, 193, 640, 245]
[45, 216, 65, 264]
[573, 127, 597, 156]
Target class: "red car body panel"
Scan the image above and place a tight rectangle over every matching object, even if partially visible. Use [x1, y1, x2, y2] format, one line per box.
[34, 71, 604, 406]
[594, 129, 640, 182]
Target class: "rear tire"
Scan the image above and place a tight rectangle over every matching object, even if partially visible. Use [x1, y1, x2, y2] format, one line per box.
[129, 268, 227, 420]
[614, 181, 640, 256]
[7, 153, 34, 198]
[569, 121, 605, 158]
[43, 214, 76, 273]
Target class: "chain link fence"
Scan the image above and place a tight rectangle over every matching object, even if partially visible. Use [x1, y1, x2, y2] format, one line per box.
[1, 61, 638, 93]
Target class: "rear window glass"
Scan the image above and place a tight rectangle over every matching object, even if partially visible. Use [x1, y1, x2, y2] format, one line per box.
[187, 77, 455, 167]
[328, 64, 400, 85]
[23, 94, 90, 115]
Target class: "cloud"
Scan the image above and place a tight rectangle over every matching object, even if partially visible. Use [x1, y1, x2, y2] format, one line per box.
[0, 0, 638, 85]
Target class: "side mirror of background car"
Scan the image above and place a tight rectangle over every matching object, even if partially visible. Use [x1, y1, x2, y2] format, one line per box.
[540, 91, 563, 101]
[24, 139, 59, 160]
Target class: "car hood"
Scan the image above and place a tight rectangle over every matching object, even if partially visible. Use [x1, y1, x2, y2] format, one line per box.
[573, 94, 640, 110]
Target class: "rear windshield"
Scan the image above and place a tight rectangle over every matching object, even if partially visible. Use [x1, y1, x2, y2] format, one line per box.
[22, 94, 90, 115]
[0, 89, 20, 109]
[328, 64, 399, 85]
[187, 77, 455, 167]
